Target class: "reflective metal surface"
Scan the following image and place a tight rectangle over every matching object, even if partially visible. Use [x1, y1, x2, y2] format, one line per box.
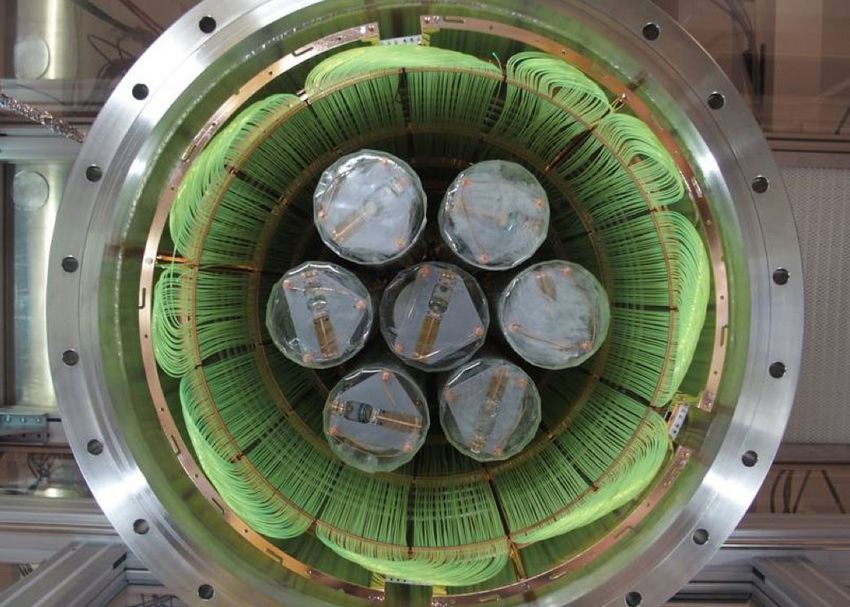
[47, 1, 803, 606]
[11, 164, 66, 411]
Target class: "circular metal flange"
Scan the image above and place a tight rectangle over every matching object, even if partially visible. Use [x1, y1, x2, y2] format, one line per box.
[47, 1, 803, 606]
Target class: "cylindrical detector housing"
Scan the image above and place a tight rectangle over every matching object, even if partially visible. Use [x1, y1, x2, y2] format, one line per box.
[266, 261, 373, 369]
[440, 357, 541, 462]
[497, 260, 610, 370]
[439, 160, 550, 270]
[314, 149, 427, 266]
[380, 261, 489, 372]
[323, 364, 429, 473]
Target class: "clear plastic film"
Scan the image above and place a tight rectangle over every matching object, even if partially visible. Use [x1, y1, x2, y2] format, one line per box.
[380, 262, 489, 372]
[439, 160, 550, 270]
[498, 260, 610, 370]
[324, 365, 429, 473]
[314, 150, 427, 266]
[266, 262, 372, 369]
[440, 358, 541, 462]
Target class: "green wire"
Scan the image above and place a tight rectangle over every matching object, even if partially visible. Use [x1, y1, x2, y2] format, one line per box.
[151, 44, 708, 588]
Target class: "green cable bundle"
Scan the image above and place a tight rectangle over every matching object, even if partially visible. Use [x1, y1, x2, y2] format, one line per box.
[151, 43, 710, 588]
[492, 381, 670, 545]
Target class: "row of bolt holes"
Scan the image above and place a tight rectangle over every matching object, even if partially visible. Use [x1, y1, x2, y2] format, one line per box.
[633, 21, 759, 607]
[66, 15, 780, 607]
[86, 17, 218, 604]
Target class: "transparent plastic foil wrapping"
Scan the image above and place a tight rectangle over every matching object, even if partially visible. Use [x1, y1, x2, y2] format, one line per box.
[314, 150, 427, 265]
[498, 261, 611, 369]
[381, 262, 489, 372]
[266, 262, 373, 368]
[324, 366, 429, 473]
[440, 160, 550, 270]
[441, 358, 542, 461]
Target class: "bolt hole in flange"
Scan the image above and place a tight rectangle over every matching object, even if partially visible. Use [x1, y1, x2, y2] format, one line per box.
[62, 256, 79, 273]
[132, 83, 150, 100]
[707, 92, 725, 110]
[86, 439, 104, 456]
[769, 361, 786, 378]
[692, 528, 710, 545]
[642, 22, 660, 40]
[62, 349, 79, 366]
[198, 584, 215, 601]
[133, 519, 150, 535]
[742, 450, 759, 467]
[625, 591, 643, 607]
[85, 165, 103, 182]
[773, 268, 790, 285]
[199, 16, 217, 34]
[752, 175, 769, 193]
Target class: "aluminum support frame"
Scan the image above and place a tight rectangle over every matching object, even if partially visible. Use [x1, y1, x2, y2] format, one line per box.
[0, 542, 127, 607]
[752, 557, 850, 607]
[0, 495, 114, 563]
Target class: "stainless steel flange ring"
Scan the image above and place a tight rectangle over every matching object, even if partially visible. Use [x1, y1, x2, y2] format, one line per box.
[47, 1, 803, 606]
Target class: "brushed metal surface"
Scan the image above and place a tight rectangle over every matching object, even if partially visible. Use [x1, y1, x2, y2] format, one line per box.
[46, 1, 803, 606]
[11, 163, 66, 411]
